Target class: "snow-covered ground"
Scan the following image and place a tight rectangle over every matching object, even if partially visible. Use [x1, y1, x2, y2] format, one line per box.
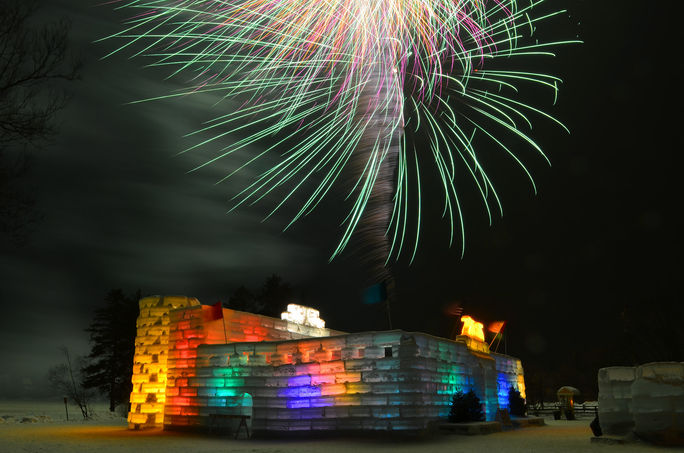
[0, 400, 126, 424]
[0, 399, 669, 453]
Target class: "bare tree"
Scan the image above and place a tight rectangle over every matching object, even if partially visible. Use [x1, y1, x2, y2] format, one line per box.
[48, 347, 93, 420]
[0, 0, 79, 244]
[0, 0, 79, 144]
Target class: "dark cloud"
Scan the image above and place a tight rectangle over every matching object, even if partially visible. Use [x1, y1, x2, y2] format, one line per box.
[0, 0, 319, 396]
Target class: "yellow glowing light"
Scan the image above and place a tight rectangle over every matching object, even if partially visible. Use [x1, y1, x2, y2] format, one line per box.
[281, 304, 325, 328]
[460, 315, 485, 342]
[128, 295, 200, 429]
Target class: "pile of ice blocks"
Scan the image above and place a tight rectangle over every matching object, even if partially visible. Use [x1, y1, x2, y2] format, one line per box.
[599, 362, 684, 444]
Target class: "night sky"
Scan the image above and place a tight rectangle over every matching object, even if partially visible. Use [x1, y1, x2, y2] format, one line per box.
[1, 1, 680, 400]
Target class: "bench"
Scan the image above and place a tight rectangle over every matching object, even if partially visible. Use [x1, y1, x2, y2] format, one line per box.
[208, 413, 251, 439]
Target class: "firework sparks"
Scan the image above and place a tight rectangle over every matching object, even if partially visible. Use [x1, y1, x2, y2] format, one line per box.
[103, 0, 578, 262]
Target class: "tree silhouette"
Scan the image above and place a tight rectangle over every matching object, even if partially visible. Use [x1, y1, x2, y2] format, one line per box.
[227, 274, 294, 317]
[508, 387, 526, 417]
[448, 389, 484, 423]
[47, 347, 93, 420]
[82, 289, 140, 412]
[620, 298, 684, 364]
[257, 274, 294, 318]
[226, 285, 258, 312]
[0, 0, 79, 245]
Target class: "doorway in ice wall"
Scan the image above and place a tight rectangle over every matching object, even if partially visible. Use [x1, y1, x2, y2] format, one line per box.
[241, 392, 253, 432]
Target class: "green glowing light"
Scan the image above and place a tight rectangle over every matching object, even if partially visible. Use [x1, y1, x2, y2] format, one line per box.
[104, 0, 579, 260]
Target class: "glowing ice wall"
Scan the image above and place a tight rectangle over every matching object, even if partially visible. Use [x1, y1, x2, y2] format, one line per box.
[128, 295, 200, 429]
[163, 305, 341, 428]
[492, 353, 526, 411]
[128, 298, 526, 432]
[164, 331, 523, 431]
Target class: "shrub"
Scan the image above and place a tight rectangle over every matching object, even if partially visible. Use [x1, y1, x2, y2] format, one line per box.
[448, 390, 484, 422]
[508, 387, 527, 417]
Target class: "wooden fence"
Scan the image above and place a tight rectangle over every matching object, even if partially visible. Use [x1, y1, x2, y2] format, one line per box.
[528, 403, 599, 418]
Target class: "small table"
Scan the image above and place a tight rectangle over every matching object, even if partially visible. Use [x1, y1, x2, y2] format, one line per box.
[209, 414, 251, 439]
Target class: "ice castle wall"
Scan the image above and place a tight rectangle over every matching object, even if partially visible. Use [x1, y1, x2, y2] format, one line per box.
[164, 330, 525, 431]
[127, 297, 526, 432]
[127, 295, 201, 429]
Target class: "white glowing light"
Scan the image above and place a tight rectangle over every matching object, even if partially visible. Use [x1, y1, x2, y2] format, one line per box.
[281, 304, 325, 328]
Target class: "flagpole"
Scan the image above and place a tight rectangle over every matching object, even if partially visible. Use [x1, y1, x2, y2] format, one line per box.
[495, 333, 503, 353]
[207, 302, 228, 343]
[489, 322, 505, 349]
[221, 308, 228, 344]
[504, 325, 507, 355]
[385, 278, 394, 330]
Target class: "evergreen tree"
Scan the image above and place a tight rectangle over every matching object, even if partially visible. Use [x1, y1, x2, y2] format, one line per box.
[257, 274, 294, 317]
[227, 285, 258, 312]
[227, 274, 294, 317]
[82, 289, 140, 412]
[508, 387, 527, 417]
[448, 389, 484, 422]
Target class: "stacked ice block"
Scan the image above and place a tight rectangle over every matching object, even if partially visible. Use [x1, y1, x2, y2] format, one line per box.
[127, 297, 527, 433]
[164, 330, 525, 431]
[162, 304, 341, 428]
[598, 366, 636, 435]
[492, 352, 527, 411]
[127, 295, 200, 429]
[632, 362, 684, 444]
[598, 362, 684, 445]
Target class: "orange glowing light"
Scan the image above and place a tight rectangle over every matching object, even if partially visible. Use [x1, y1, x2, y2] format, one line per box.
[460, 315, 485, 342]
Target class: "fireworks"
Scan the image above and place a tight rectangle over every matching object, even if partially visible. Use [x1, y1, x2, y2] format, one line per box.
[104, 0, 578, 262]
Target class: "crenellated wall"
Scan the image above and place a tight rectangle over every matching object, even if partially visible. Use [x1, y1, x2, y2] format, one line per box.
[165, 330, 525, 431]
[128, 295, 201, 429]
[492, 352, 526, 411]
[127, 296, 526, 432]
[163, 304, 342, 427]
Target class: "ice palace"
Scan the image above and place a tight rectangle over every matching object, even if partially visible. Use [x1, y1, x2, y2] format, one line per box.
[127, 295, 525, 433]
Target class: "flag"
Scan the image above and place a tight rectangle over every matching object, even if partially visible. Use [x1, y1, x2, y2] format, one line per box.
[445, 302, 463, 317]
[487, 321, 506, 350]
[204, 301, 224, 321]
[488, 321, 505, 334]
[362, 282, 387, 305]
